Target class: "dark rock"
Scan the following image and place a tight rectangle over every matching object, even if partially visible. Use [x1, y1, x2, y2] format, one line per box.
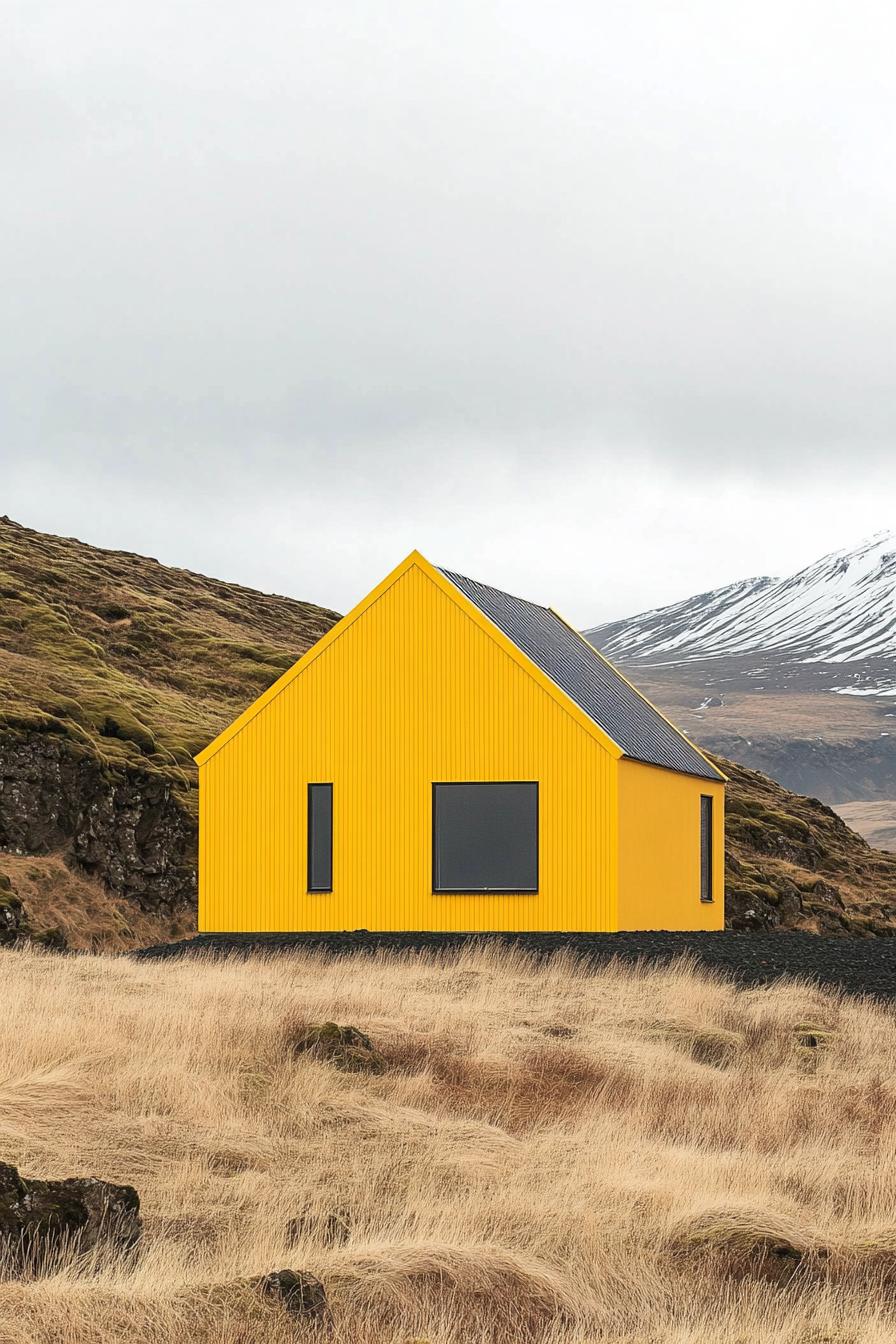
[290, 1022, 385, 1074]
[256, 1269, 330, 1321]
[0, 874, 26, 946]
[802, 879, 845, 909]
[286, 1207, 351, 1247]
[0, 730, 195, 914]
[0, 1161, 141, 1272]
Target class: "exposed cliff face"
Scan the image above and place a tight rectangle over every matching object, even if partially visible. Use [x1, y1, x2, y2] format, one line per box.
[0, 729, 195, 911]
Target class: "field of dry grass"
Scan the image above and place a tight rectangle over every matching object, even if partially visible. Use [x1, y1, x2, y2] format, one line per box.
[2, 945, 896, 1342]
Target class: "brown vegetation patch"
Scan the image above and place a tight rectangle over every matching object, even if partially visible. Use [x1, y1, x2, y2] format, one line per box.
[380, 1029, 637, 1130]
[670, 1206, 812, 1285]
[326, 1242, 574, 1343]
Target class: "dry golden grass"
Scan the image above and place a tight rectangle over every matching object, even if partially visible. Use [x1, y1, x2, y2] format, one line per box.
[2, 945, 896, 1342]
[0, 854, 196, 951]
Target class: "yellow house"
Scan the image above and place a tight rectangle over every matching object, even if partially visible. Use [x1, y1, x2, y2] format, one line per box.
[196, 552, 725, 933]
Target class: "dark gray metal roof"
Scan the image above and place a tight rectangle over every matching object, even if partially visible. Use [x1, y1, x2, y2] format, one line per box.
[439, 567, 724, 781]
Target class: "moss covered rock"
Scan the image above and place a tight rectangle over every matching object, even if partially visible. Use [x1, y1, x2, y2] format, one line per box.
[255, 1269, 330, 1321]
[289, 1021, 386, 1074]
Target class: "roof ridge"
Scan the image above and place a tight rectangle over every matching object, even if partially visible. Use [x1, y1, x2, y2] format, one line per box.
[437, 565, 552, 613]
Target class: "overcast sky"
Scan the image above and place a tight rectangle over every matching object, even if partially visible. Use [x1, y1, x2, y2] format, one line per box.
[3, 2, 895, 624]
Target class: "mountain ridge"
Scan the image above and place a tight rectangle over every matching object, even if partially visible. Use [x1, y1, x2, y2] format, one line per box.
[585, 532, 896, 806]
[587, 530, 896, 687]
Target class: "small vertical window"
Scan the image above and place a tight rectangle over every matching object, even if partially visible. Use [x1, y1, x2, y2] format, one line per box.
[700, 794, 713, 902]
[308, 783, 333, 892]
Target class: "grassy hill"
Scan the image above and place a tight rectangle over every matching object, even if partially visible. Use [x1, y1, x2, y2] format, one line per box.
[0, 516, 894, 944]
[0, 516, 337, 937]
[0, 515, 338, 784]
[719, 756, 896, 935]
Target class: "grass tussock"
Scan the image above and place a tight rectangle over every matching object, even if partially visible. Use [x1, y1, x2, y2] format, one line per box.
[3, 945, 896, 1342]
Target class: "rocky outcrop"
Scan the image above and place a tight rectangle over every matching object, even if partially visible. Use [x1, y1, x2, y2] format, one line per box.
[0, 1161, 141, 1270]
[718, 756, 896, 936]
[0, 729, 195, 913]
[288, 1022, 386, 1074]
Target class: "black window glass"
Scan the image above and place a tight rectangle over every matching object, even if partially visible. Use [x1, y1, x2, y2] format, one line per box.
[700, 794, 713, 901]
[433, 782, 538, 893]
[308, 783, 333, 892]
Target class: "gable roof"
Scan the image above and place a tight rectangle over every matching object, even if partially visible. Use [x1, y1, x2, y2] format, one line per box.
[439, 567, 725, 782]
[195, 550, 724, 781]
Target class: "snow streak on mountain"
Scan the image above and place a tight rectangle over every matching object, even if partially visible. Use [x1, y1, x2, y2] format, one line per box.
[585, 532, 896, 695]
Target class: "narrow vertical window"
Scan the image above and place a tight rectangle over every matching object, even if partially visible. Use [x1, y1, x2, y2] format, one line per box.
[700, 794, 713, 902]
[308, 783, 333, 892]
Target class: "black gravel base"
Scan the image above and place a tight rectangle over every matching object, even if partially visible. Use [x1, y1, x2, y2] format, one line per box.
[133, 930, 896, 1001]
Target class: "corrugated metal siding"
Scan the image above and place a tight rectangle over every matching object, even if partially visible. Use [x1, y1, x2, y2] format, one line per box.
[199, 562, 617, 933]
[617, 760, 725, 930]
[439, 568, 722, 781]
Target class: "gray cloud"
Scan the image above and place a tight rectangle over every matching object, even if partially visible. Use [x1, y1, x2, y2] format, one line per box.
[2, 1, 895, 621]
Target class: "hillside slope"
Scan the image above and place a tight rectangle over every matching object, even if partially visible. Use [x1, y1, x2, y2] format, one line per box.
[718, 757, 896, 934]
[1, 517, 894, 943]
[0, 517, 337, 917]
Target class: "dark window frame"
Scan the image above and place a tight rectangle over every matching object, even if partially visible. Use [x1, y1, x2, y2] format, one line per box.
[700, 793, 713, 902]
[307, 782, 333, 893]
[432, 781, 539, 895]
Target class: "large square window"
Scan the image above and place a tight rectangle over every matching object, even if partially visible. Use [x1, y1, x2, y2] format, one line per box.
[432, 782, 538, 893]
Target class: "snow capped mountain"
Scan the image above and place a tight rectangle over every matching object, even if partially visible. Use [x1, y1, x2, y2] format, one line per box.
[585, 531, 896, 695]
